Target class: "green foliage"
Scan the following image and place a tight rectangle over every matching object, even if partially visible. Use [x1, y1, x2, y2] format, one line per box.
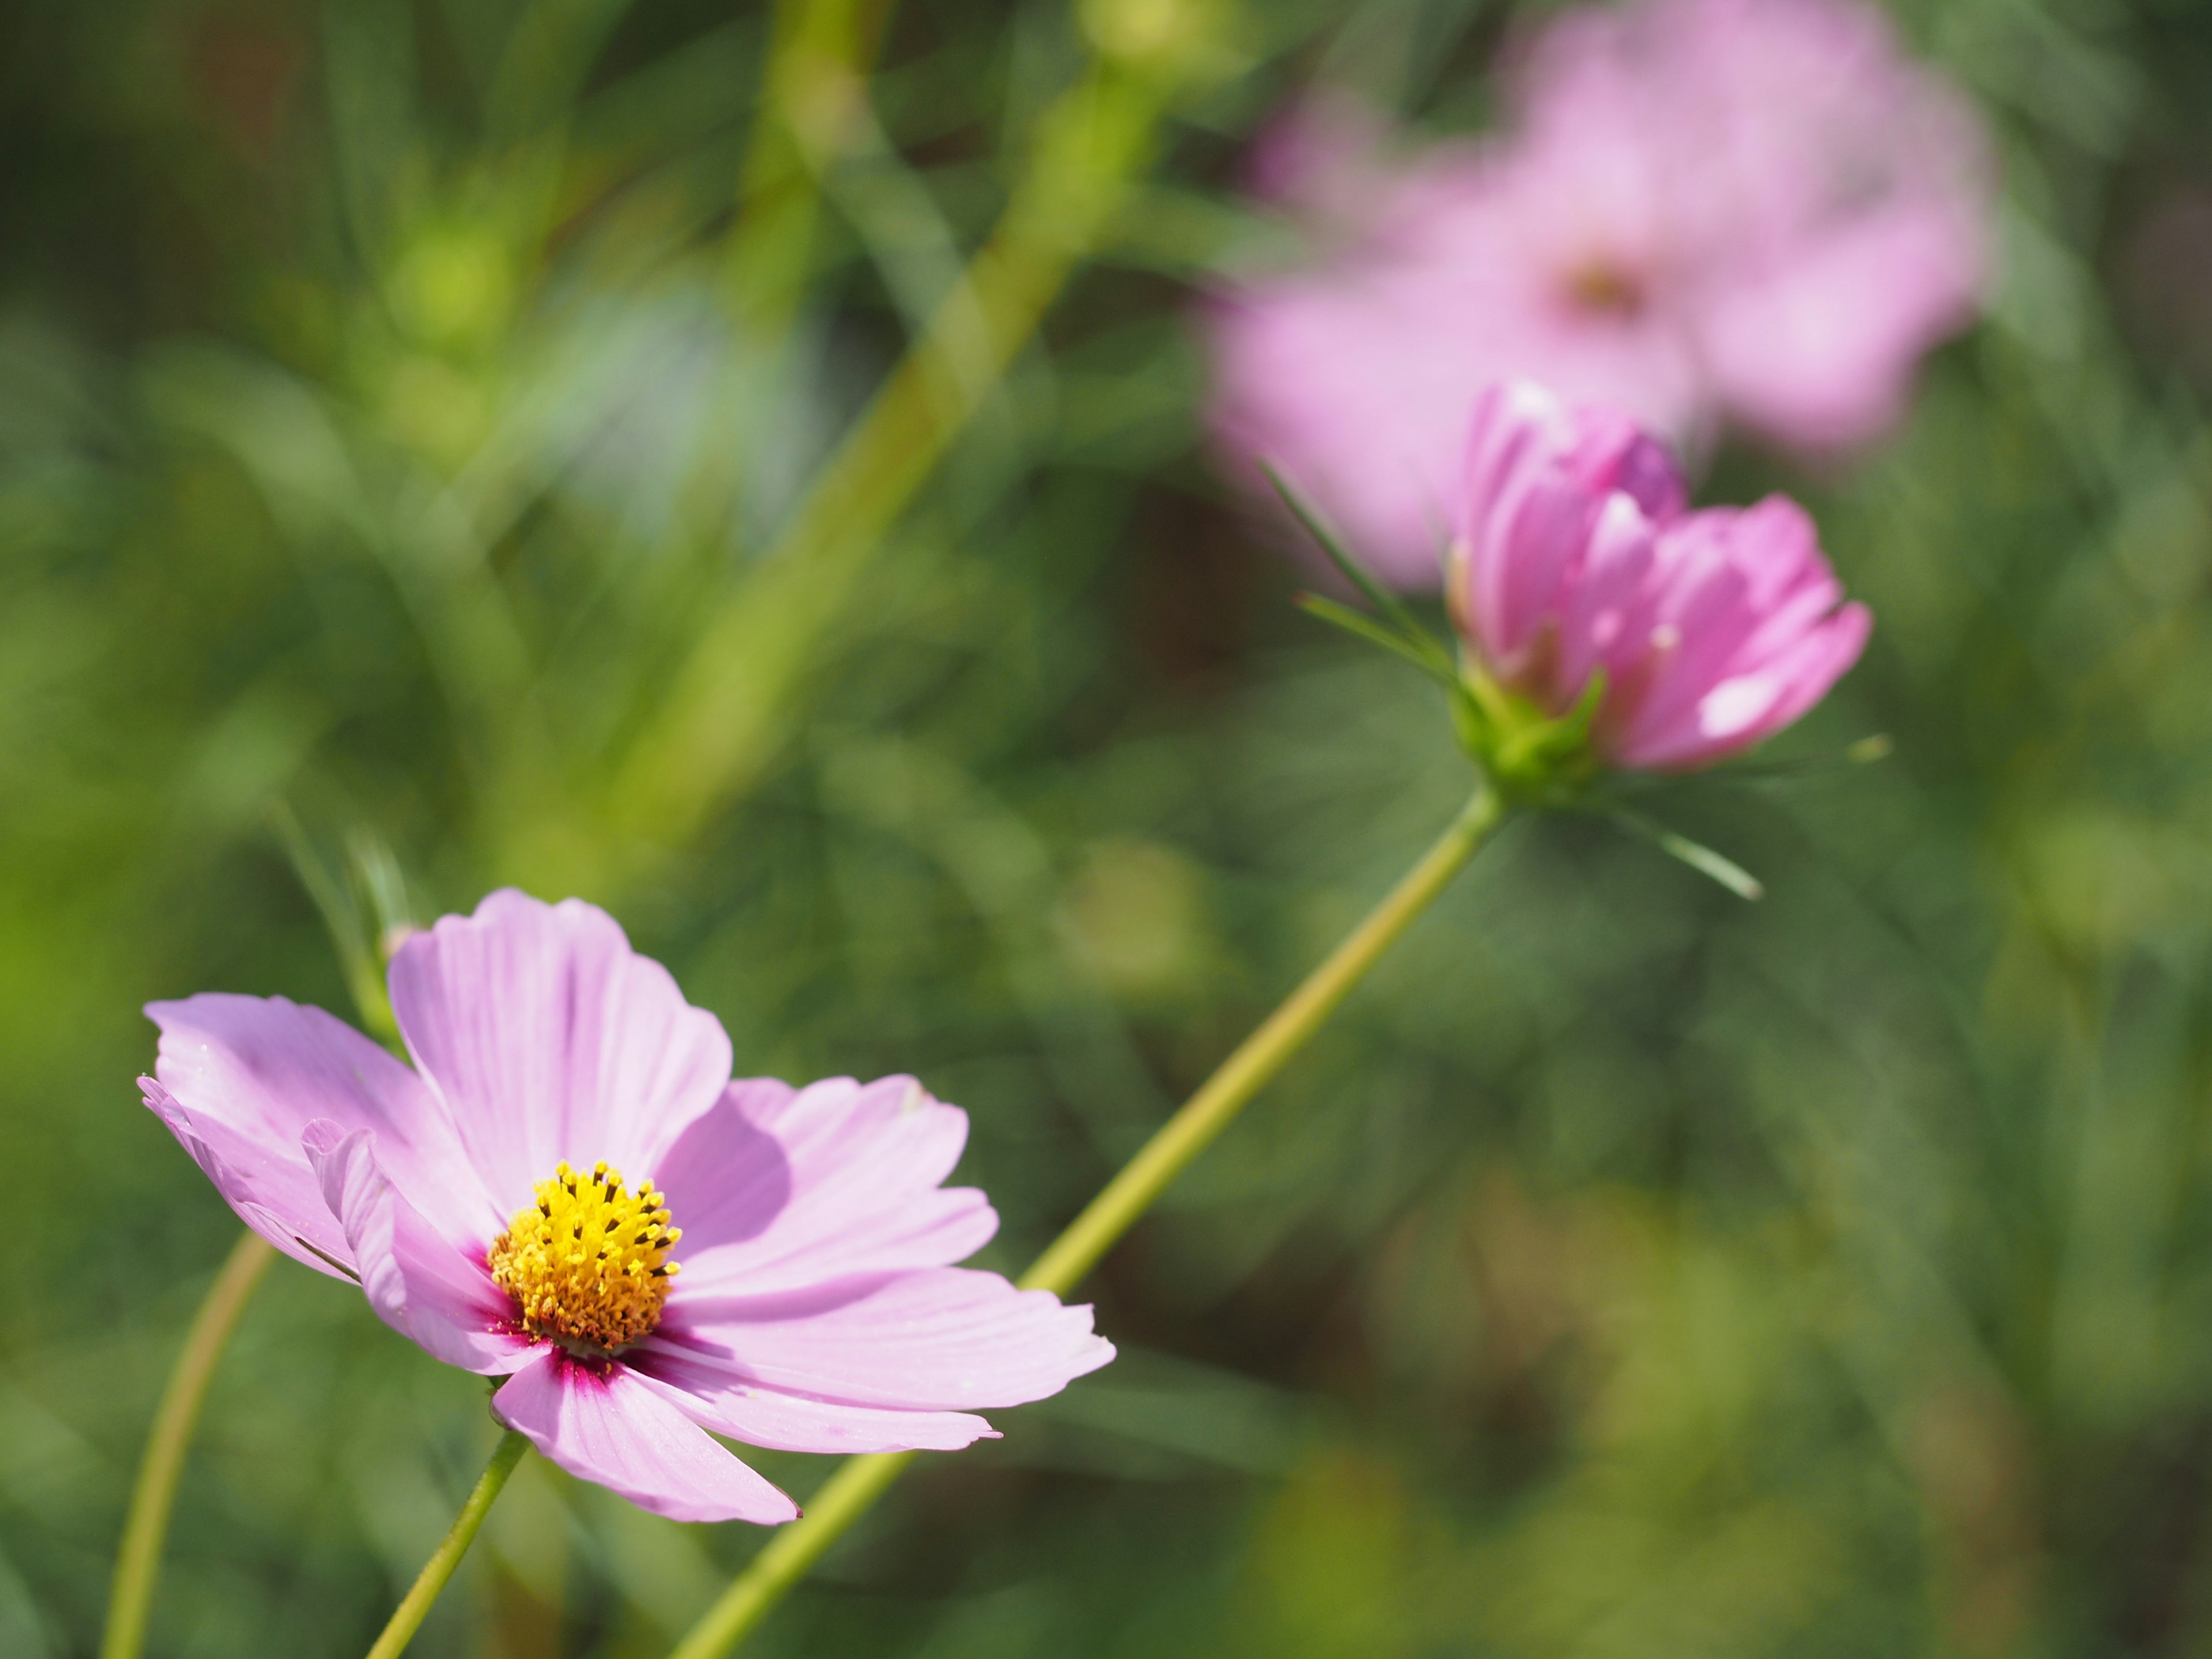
[7, 0, 2212, 1656]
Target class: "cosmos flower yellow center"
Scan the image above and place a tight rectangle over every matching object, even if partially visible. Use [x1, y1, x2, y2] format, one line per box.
[487, 1160, 681, 1354]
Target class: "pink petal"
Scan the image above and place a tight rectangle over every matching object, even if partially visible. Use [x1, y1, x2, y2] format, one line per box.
[491, 1350, 798, 1524]
[668, 1267, 1113, 1412]
[303, 1123, 533, 1376]
[1460, 382, 1582, 662]
[1624, 600, 1870, 769]
[631, 1339, 998, 1454]
[1554, 492, 1658, 696]
[145, 994, 494, 1272]
[666, 1077, 998, 1298]
[1568, 409, 1687, 521]
[1698, 133, 1988, 450]
[388, 890, 733, 1210]
[140, 1077, 348, 1278]
[649, 1078, 799, 1253]
[1748, 600, 1873, 736]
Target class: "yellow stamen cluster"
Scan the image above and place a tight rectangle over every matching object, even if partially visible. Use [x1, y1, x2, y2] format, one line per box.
[488, 1160, 681, 1354]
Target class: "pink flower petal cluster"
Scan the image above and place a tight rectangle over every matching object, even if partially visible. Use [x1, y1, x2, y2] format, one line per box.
[1207, 0, 1991, 587]
[141, 890, 1112, 1524]
[1455, 381, 1870, 770]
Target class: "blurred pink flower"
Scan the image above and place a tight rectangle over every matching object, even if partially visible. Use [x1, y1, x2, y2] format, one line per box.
[1207, 0, 1991, 587]
[141, 889, 1112, 1524]
[1453, 381, 1870, 770]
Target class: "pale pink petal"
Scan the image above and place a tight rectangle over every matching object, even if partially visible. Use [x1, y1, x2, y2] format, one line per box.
[1696, 108, 1989, 446]
[146, 994, 495, 1262]
[1604, 530, 1757, 755]
[666, 1077, 998, 1297]
[1554, 492, 1658, 697]
[491, 1350, 798, 1524]
[631, 1340, 998, 1454]
[667, 1267, 1112, 1412]
[388, 890, 733, 1209]
[1207, 0, 1992, 573]
[1489, 459, 1594, 669]
[303, 1123, 533, 1376]
[1747, 600, 1873, 736]
[140, 1077, 351, 1278]
[649, 1078, 798, 1253]
[1569, 410, 1687, 521]
[1459, 382, 1589, 664]
[1622, 601, 1870, 769]
[1206, 170, 1705, 594]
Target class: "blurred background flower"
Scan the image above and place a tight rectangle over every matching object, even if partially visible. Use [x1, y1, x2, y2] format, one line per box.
[1206, 0, 1993, 584]
[7, 0, 2212, 1657]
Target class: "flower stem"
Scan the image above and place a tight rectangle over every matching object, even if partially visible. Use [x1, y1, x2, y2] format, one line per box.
[595, 54, 1186, 872]
[664, 787, 1508, 1659]
[362, 1430, 532, 1659]
[1020, 787, 1507, 1293]
[664, 1451, 916, 1659]
[100, 1228, 278, 1659]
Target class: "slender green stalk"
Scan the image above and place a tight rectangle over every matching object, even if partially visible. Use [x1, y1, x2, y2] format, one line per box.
[362, 1431, 532, 1659]
[108, 862, 414, 1659]
[600, 54, 1185, 862]
[100, 1229, 278, 1659]
[665, 1452, 916, 1659]
[665, 789, 1509, 1659]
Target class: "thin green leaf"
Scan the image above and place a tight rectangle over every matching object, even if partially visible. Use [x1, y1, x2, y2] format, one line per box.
[1294, 594, 1460, 685]
[1261, 461, 1425, 631]
[1703, 733, 1896, 790]
[346, 828, 416, 958]
[269, 802, 401, 1039]
[1609, 808, 1765, 901]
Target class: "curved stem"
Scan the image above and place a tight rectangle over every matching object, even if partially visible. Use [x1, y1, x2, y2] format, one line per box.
[665, 1452, 915, 1659]
[596, 58, 1179, 872]
[665, 788, 1508, 1659]
[1021, 788, 1506, 1294]
[362, 1430, 532, 1659]
[101, 1229, 278, 1659]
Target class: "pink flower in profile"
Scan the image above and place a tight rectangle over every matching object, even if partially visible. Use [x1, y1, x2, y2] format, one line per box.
[1206, 0, 1991, 587]
[140, 891, 1112, 1524]
[1453, 381, 1870, 771]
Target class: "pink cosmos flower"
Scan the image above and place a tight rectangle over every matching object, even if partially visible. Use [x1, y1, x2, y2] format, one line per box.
[139, 890, 1113, 1524]
[1453, 381, 1870, 771]
[1207, 0, 1991, 588]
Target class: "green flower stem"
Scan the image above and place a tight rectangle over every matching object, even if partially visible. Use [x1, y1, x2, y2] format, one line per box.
[362, 1430, 532, 1659]
[600, 52, 1187, 867]
[108, 891, 412, 1659]
[100, 1229, 278, 1659]
[665, 787, 1509, 1659]
[664, 1450, 917, 1659]
[1019, 787, 1507, 1293]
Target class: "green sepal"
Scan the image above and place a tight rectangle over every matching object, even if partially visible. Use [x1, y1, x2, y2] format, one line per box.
[1294, 593, 1461, 686]
[1607, 806, 1765, 900]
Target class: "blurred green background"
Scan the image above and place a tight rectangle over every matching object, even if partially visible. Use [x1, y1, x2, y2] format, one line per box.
[8, 0, 2212, 1654]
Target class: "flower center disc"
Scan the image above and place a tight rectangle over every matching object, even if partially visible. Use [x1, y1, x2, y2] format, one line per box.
[1562, 259, 1646, 319]
[488, 1160, 681, 1355]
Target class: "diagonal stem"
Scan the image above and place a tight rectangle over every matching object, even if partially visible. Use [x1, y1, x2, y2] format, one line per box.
[362, 1430, 533, 1659]
[664, 787, 1508, 1659]
[100, 1229, 279, 1659]
[595, 56, 1182, 870]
